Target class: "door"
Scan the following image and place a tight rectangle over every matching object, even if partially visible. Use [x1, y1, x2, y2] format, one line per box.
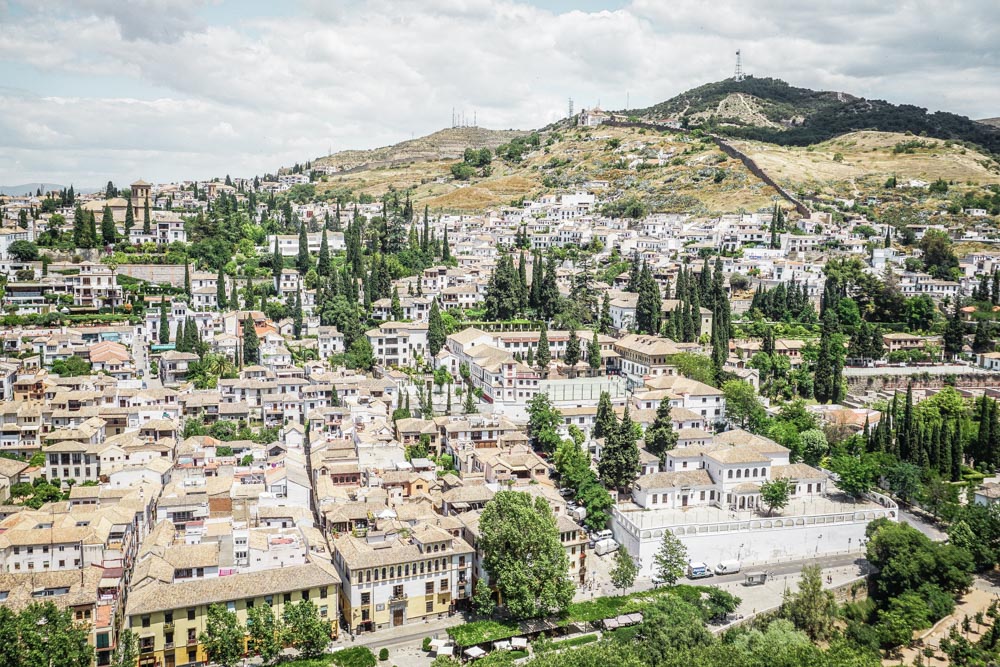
[681, 495, 688, 507]
[393, 609, 404, 627]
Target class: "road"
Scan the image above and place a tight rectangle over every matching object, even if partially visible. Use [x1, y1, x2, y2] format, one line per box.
[844, 364, 991, 377]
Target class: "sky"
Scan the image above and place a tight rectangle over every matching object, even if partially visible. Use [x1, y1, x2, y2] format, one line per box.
[0, 0, 998, 187]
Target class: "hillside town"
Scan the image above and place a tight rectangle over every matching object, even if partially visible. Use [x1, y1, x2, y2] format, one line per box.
[1, 141, 1000, 667]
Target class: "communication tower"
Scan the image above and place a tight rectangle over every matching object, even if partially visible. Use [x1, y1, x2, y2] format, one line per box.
[734, 50, 745, 82]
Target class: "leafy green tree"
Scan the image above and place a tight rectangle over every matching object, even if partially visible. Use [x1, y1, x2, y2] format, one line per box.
[526, 392, 562, 454]
[10, 602, 94, 667]
[428, 299, 446, 356]
[484, 253, 522, 320]
[645, 398, 678, 464]
[828, 454, 876, 497]
[282, 599, 331, 659]
[723, 379, 765, 430]
[782, 565, 838, 640]
[8, 240, 39, 261]
[653, 530, 688, 585]
[111, 628, 139, 667]
[199, 604, 244, 667]
[640, 595, 713, 665]
[610, 547, 638, 593]
[50, 356, 92, 377]
[247, 602, 281, 664]
[478, 491, 574, 619]
[799, 429, 828, 466]
[760, 477, 792, 516]
[346, 337, 375, 371]
[473, 579, 495, 617]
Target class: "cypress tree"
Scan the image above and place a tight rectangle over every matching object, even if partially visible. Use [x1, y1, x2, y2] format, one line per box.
[428, 299, 446, 357]
[536, 325, 551, 370]
[183, 261, 191, 298]
[142, 198, 151, 234]
[272, 236, 283, 283]
[530, 251, 544, 311]
[390, 286, 403, 321]
[216, 265, 227, 310]
[86, 211, 98, 247]
[242, 316, 260, 365]
[318, 230, 331, 277]
[159, 296, 170, 344]
[594, 391, 617, 439]
[331, 384, 341, 407]
[176, 318, 187, 352]
[100, 205, 116, 245]
[564, 328, 580, 367]
[442, 225, 451, 261]
[517, 251, 528, 311]
[599, 293, 613, 334]
[588, 330, 602, 373]
[293, 290, 303, 338]
[297, 223, 311, 274]
[124, 202, 134, 237]
[422, 205, 430, 254]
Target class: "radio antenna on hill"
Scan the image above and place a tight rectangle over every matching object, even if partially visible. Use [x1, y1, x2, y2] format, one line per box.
[568, 98, 574, 118]
[734, 50, 745, 82]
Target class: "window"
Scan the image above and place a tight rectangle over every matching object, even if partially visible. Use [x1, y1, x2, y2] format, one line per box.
[226, 601, 236, 612]
[301, 590, 309, 601]
[320, 587, 328, 599]
[164, 612, 172, 624]
[440, 578, 449, 591]
[425, 582, 434, 594]
[246, 598, 254, 609]
[187, 608, 195, 621]
[141, 615, 150, 628]
[283, 593, 291, 604]
[426, 601, 434, 613]
[393, 585, 404, 599]
[361, 592, 370, 605]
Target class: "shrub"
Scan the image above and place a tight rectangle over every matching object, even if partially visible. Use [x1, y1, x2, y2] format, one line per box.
[331, 647, 377, 667]
[422, 637, 432, 651]
[378, 648, 388, 661]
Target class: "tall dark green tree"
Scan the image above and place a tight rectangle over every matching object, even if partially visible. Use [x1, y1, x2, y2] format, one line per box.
[428, 299, 446, 356]
[142, 199, 151, 234]
[645, 398, 678, 464]
[943, 298, 966, 358]
[484, 253, 521, 320]
[588, 330, 602, 373]
[317, 229, 331, 277]
[158, 296, 170, 344]
[216, 265, 227, 310]
[564, 328, 580, 368]
[536, 324, 551, 370]
[100, 205, 116, 244]
[243, 316, 260, 365]
[296, 223, 312, 274]
[183, 261, 191, 298]
[123, 202, 135, 237]
[599, 406, 640, 490]
[594, 390, 617, 439]
[272, 236, 283, 283]
[635, 261, 661, 334]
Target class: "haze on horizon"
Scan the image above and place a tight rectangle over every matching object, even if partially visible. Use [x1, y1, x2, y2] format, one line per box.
[0, 0, 997, 187]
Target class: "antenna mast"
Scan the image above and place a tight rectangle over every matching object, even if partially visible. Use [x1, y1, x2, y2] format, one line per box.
[734, 50, 745, 82]
[568, 98, 574, 118]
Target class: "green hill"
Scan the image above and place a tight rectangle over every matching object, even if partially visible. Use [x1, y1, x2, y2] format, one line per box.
[629, 77, 1000, 154]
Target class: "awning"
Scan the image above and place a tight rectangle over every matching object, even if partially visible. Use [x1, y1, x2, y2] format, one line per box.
[433, 646, 454, 657]
[511, 637, 528, 649]
[464, 646, 487, 658]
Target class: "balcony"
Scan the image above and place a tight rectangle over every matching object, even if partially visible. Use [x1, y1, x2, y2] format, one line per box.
[389, 592, 408, 603]
[163, 622, 174, 631]
[164, 642, 174, 650]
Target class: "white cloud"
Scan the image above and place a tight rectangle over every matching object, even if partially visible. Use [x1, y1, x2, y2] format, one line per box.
[0, 0, 998, 185]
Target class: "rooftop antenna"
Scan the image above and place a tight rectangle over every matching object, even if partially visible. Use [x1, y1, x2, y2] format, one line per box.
[568, 97, 574, 118]
[451, 107, 455, 128]
[474, 110, 477, 127]
[734, 50, 745, 82]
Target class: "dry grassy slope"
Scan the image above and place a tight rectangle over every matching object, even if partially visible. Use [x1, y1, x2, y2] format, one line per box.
[314, 127, 527, 171]
[730, 130, 1000, 198]
[318, 125, 783, 214]
[979, 118, 1000, 130]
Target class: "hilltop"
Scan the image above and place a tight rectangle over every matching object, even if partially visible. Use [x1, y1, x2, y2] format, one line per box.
[314, 127, 528, 172]
[629, 77, 1000, 154]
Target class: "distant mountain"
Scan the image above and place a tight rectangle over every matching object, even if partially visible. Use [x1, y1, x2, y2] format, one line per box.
[629, 77, 1000, 154]
[0, 183, 64, 196]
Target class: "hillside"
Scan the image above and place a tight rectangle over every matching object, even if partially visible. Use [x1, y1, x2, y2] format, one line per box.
[315, 124, 783, 213]
[630, 77, 1000, 154]
[730, 130, 1000, 200]
[979, 118, 1000, 129]
[313, 127, 528, 172]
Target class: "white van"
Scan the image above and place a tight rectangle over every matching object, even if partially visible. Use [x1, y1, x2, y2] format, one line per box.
[594, 538, 619, 556]
[715, 560, 742, 575]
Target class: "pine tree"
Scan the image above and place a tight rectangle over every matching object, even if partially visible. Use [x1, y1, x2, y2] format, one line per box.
[100, 205, 116, 245]
[428, 299, 446, 357]
[588, 330, 602, 373]
[243, 317, 260, 365]
[216, 265, 227, 310]
[159, 296, 170, 344]
[536, 325, 551, 370]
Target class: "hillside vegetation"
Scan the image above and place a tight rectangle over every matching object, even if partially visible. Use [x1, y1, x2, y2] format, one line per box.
[315, 124, 782, 213]
[631, 77, 1000, 154]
